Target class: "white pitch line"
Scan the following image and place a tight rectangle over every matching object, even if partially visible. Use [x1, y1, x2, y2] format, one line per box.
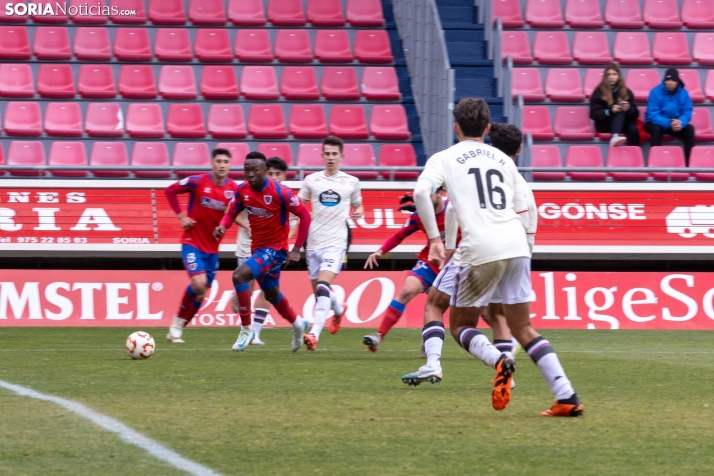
[0, 380, 221, 476]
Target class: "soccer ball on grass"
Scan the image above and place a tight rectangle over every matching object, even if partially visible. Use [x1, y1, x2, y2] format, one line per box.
[126, 331, 155, 359]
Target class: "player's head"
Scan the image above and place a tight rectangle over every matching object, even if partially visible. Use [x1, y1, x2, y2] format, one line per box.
[488, 123, 523, 160]
[452, 98, 491, 141]
[322, 136, 344, 172]
[211, 148, 232, 180]
[266, 157, 288, 183]
[244, 151, 267, 189]
[431, 186, 445, 210]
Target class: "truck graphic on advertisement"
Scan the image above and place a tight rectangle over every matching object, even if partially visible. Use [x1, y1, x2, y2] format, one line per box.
[666, 206, 714, 238]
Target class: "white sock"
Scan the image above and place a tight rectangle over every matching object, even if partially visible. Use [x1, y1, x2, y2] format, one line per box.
[422, 322, 445, 368]
[330, 289, 344, 316]
[526, 337, 575, 401]
[465, 333, 502, 368]
[252, 308, 268, 337]
[310, 295, 331, 340]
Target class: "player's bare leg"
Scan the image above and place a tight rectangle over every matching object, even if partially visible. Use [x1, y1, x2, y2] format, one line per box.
[364, 276, 423, 353]
[483, 304, 517, 388]
[402, 287, 448, 386]
[259, 286, 304, 352]
[231, 264, 256, 351]
[168, 273, 209, 343]
[308, 270, 347, 340]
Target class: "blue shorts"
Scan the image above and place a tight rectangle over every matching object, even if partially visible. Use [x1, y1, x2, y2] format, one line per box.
[242, 247, 288, 291]
[407, 260, 438, 293]
[182, 244, 219, 286]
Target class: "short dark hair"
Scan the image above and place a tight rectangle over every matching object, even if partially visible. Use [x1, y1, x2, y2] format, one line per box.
[212, 147, 231, 159]
[322, 135, 344, 153]
[245, 151, 266, 163]
[489, 123, 523, 158]
[453, 98, 490, 138]
[266, 157, 288, 172]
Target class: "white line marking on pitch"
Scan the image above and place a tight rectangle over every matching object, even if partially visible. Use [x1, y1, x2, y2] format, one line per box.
[0, 380, 221, 476]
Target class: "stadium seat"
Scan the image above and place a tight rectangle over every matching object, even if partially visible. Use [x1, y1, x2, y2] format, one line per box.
[268, 0, 306, 25]
[565, 0, 604, 28]
[0, 64, 34, 98]
[607, 146, 648, 181]
[566, 146, 606, 181]
[361, 67, 401, 101]
[110, 0, 148, 24]
[693, 33, 714, 65]
[545, 69, 585, 102]
[689, 146, 714, 181]
[200, 66, 239, 100]
[78, 65, 117, 99]
[189, 0, 227, 25]
[625, 69, 660, 102]
[354, 30, 394, 63]
[126, 103, 165, 138]
[235, 29, 273, 62]
[533, 32, 572, 65]
[308, 0, 344, 26]
[70, 0, 108, 23]
[8, 141, 46, 177]
[501, 31, 532, 65]
[522, 106, 554, 141]
[275, 29, 313, 63]
[258, 143, 294, 165]
[4, 102, 41, 136]
[296, 143, 325, 170]
[329, 105, 368, 139]
[119, 65, 157, 99]
[155, 28, 193, 62]
[314, 30, 353, 63]
[614, 33, 653, 66]
[32, 5, 68, 23]
[0, 26, 30, 59]
[343, 143, 377, 179]
[321, 67, 360, 100]
[114, 28, 152, 61]
[584, 69, 604, 98]
[648, 147, 689, 181]
[248, 105, 288, 139]
[228, 0, 266, 25]
[682, 0, 714, 29]
[554, 107, 594, 141]
[49, 141, 88, 177]
[690, 108, 714, 141]
[370, 105, 410, 140]
[531, 145, 565, 181]
[148, 0, 187, 24]
[132, 142, 171, 178]
[216, 142, 251, 178]
[573, 32, 612, 65]
[0, 3, 26, 22]
[90, 142, 130, 177]
[347, 0, 384, 26]
[167, 104, 206, 138]
[37, 64, 75, 98]
[173, 143, 210, 178]
[678, 70, 705, 103]
[158, 66, 197, 99]
[653, 33, 692, 66]
[289, 104, 328, 139]
[378, 144, 418, 180]
[526, 0, 564, 27]
[208, 104, 247, 139]
[45, 103, 83, 136]
[241, 66, 279, 100]
[492, 0, 525, 27]
[85, 103, 125, 137]
[605, 0, 644, 28]
[281, 66, 320, 100]
[511, 68, 545, 102]
[74, 27, 112, 61]
[33, 27, 70, 60]
[705, 70, 714, 101]
[195, 29, 233, 62]
[644, 0, 681, 29]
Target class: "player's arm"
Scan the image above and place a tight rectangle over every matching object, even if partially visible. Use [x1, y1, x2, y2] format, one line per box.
[288, 215, 298, 240]
[350, 180, 364, 220]
[443, 202, 458, 266]
[233, 213, 251, 238]
[286, 196, 311, 265]
[415, 158, 446, 266]
[364, 215, 419, 269]
[214, 196, 244, 239]
[165, 178, 198, 230]
[513, 172, 538, 254]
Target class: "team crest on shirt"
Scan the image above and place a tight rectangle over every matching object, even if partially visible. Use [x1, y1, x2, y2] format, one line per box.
[224, 190, 234, 199]
[263, 195, 272, 205]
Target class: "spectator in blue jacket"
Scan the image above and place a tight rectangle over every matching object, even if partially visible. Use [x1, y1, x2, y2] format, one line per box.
[645, 68, 695, 164]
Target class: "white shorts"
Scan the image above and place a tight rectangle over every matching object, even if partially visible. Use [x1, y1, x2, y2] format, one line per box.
[306, 246, 345, 280]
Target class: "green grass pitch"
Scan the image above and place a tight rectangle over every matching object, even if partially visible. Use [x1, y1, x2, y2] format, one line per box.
[1, 327, 713, 475]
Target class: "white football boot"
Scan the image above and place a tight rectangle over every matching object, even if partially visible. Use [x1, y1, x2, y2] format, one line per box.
[166, 316, 187, 343]
[250, 329, 266, 346]
[291, 317, 304, 352]
[232, 326, 254, 352]
[362, 333, 381, 353]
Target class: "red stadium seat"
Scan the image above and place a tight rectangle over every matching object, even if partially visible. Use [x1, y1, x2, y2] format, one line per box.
[511, 68, 545, 102]
[228, 0, 266, 25]
[119, 65, 157, 99]
[195, 29, 233, 62]
[689, 146, 714, 181]
[241, 66, 279, 100]
[705, 70, 714, 101]
[37, 64, 75, 98]
[235, 29, 273, 62]
[566, 145, 606, 181]
[173, 143, 210, 178]
[343, 143, 377, 179]
[275, 29, 313, 63]
[216, 142, 251, 177]
[0, 26, 30, 59]
[605, 0, 644, 28]
[648, 146, 689, 181]
[625, 69, 660, 102]
[296, 143, 324, 169]
[526, 0, 564, 27]
[378, 144, 418, 180]
[690, 108, 714, 141]
[531, 145, 565, 181]
[85, 102, 125, 137]
[114, 28, 152, 61]
[158, 66, 197, 99]
[492, 0, 525, 28]
[33, 27, 70, 60]
[200, 66, 239, 100]
[4, 102, 41, 136]
[644, 0, 681, 29]
[78, 65, 117, 99]
[248, 105, 288, 139]
[533, 32, 572, 65]
[693, 33, 714, 65]
[501, 31, 532, 65]
[565, 0, 604, 28]
[49, 141, 88, 177]
[110, 0, 148, 24]
[370, 105, 410, 140]
[361, 67, 401, 101]
[268, 0, 306, 25]
[258, 143, 294, 165]
[584, 69, 604, 98]
[132, 142, 171, 178]
[346, 0, 384, 26]
[289, 104, 328, 139]
[148, 0, 187, 24]
[90, 142, 130, 177]
[126, 103, 165, 138]
[607, 146, 648, 181]
[0, 64, 34, 98]
[32, 5, 68, 23]
[653, 33, 692, 66]
[208, 104, 247, 139]
[555, 107, 594, 141]
[167, 104, 206, 138]
[682, 0, 714, 29]
[8, 141, 45, 176]
[0, 3, 26, 22]
[614, 33, 653, 66]
[70, 0, 108, 23]
[329, 105, 368, 139]
[308, 0, 345, 26]
[355, 30, 394, 63]
[321, 67, 360, 100]
[314, 30, 353, 63]
[573, 32, 612, 65]
[45, 103, 83, 136]
[545, 69, 585, 102]
[189, 0, 227, 25]
[155, 28, 193, 62]
[281, 66, 320, 100]
[522, 106, 554, 141]
[74, 27, 112, 61]
[678, 70, 704, 103]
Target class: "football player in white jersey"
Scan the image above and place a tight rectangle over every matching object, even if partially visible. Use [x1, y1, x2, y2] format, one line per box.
[404, 98, 582, 417]
[299, 136, 363, 351]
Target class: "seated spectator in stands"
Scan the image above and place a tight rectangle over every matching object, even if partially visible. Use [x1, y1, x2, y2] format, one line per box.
[645, 68, 694, 164]
[589, 63, 640, 148]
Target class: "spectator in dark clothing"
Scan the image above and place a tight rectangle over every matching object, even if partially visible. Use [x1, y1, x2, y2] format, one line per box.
[645, 68, 695, 164]
[589, 63, 640, 148]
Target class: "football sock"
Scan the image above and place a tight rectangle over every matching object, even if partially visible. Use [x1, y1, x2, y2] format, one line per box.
[458, 328, 503, 368]
[422, 321, 445, 368]
[178, 285, 202, 321]
[525, 336, 575, 401]
[494, 339, 515, 359]
[377, 300, 405, 339]
[269, 292, 297, 324]
[233, 282, 253, 326]
[311, 282, 332, 339]
[252, 308, 268, 337]
[329, 285, 344, 316]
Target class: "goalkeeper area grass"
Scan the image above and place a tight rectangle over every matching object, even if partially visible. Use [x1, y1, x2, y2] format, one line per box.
[0, 327, 712, 475]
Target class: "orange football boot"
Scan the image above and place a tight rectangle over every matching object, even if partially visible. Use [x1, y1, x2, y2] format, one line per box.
[303, 333, 317, 351]
[329, 304, 348, 335]
[541, 395, 583, 417]
[491, 356, 516, 411]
